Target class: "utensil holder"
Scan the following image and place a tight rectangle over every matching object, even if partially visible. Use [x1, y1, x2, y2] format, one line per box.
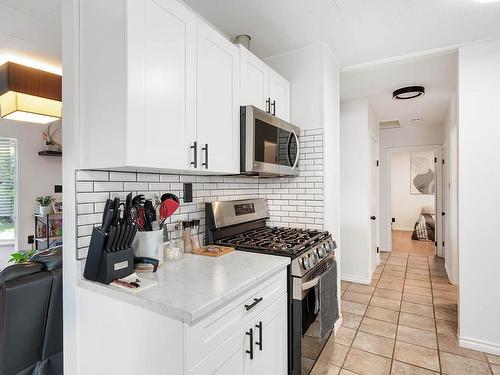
[83, 227, 135, 284]
[132, 230, 164, 265]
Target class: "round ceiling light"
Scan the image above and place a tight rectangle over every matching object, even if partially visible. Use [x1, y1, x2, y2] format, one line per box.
[392, 86, 425, 100]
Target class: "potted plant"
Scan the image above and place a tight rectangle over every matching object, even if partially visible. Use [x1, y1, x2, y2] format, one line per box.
[9, 250, 36, 264]
[36, 196, 55, 216]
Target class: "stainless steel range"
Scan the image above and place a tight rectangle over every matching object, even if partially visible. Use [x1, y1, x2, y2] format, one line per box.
[205, 198, 339, 375]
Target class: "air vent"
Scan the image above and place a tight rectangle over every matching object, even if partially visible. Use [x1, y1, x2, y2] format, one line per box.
[379, 120, 401, 129]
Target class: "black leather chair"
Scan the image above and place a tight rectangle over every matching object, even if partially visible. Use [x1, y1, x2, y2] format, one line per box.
[0, 247, 63, 375]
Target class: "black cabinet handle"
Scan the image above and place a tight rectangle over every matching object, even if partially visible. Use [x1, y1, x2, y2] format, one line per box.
[246, 328, 254, 359]
[202, 143, 208, 169]
[245, 297, 263, 311]
[255, 321, 263, 351]
[271, 100, 276, 116]
[370, 216, 376, 220]
[265, 98, 271, 113]
[190, 141, 197, 168]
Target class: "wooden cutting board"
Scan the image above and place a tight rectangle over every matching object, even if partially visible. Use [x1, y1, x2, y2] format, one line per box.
[192, 245, 234, 257]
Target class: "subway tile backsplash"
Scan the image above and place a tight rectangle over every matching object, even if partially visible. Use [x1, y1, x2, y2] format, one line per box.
[75, 128, 324, 259]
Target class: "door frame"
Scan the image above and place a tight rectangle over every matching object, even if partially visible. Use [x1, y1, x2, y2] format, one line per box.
[385, 145, 443, 257]
[368, 133, 380, 275]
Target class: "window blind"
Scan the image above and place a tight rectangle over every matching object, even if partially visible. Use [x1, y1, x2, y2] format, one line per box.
[0, 138, 15, 217]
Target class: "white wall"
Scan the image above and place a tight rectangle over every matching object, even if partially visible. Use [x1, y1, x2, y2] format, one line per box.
[379, 123, 443, 250]
[390, 151, 435, 231]
[339, 98, 371, 283]
[0, 120, 62, 261]
[458, 39, 500, 355]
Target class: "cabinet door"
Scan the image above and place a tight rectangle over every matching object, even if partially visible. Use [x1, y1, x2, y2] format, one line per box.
[127, 0, 197, 170]
[269, 69, 291, 122]
[196, 19, 240, 174]
[189, 327, 246, 375]
[249, 294, 288, 375]
[240, 46, 269, 112]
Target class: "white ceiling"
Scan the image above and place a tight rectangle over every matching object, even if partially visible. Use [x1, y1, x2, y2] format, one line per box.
[341, 51, 458, 128]
[184, 0, 500, 67]
[0, 0, 61, 72]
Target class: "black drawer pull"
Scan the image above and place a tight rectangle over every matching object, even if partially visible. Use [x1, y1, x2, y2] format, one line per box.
[245, 297, 263, 311]
[246, 328, 254, 359]
[255, 321, 263, 351]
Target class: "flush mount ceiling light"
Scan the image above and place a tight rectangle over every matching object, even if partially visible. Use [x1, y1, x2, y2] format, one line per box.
[392, 85, 425, 101]
[0, 62, 62, 124]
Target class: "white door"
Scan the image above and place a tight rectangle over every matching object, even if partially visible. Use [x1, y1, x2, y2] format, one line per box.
[249, 294, 287, 375]
[126, 0, 197, 170]
[239, 46, 269, 112]
[269, 69, 290, 122]
[370, 136, 379, 273]
[196, 19, 240, 174]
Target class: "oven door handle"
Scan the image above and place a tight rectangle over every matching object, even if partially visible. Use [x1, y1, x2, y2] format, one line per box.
[302, 277, 320, 291]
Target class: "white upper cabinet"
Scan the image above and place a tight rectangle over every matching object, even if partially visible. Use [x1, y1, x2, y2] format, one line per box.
[126, 0, 197, 170]
[240, 46, 270, 112]
[196, 19, 240, 174]
[269, 69, 291, 122]
[239, 46, 290, 122]
[79, 0, 239, 174]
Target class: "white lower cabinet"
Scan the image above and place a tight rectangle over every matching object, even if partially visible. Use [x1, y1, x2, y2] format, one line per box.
[185, 270, 288, 375]
[189, 293, 287, 375]
[248, 294, 288, 375]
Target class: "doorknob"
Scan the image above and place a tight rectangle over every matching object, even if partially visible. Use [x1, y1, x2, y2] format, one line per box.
[370, 216, 376, 220]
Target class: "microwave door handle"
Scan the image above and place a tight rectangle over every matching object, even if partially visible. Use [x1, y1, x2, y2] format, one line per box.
[287, 131, 300, 168]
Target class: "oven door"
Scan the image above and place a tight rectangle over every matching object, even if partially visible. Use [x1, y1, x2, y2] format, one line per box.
[293, 256, 336, 374]
[241, 105, 300, 176]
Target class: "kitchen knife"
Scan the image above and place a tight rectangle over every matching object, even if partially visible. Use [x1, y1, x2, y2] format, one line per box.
[111, 224, 122, 251]
[101, 199, 113, 227]
[106, 226, 116, 251]
[119, 224, 131, 250]
[128, 225, 138, 248]
[101, 208, 114, 234]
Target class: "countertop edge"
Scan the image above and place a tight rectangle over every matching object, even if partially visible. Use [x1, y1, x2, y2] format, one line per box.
[77, 256, 290, 324]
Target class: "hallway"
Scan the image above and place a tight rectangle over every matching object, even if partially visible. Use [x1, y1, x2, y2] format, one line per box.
[392, 230, 436, 257]
[312, 252, 500, 374]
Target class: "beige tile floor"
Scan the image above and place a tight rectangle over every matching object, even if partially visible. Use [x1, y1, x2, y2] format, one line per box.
[311, 252, 500, 375]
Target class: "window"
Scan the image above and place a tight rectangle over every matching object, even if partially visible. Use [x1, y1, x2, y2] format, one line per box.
[0, 138, 16, 243]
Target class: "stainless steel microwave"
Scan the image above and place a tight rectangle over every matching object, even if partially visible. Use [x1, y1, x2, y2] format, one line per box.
[240, 105, 300, 177]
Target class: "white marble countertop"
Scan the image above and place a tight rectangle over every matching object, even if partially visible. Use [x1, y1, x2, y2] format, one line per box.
[78, 251, 290, 325]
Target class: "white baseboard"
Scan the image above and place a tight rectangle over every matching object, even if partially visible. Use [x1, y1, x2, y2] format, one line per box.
[341, 273, 371, 285]
[333, 316, 343, 335]
[459, 335, 500, 356]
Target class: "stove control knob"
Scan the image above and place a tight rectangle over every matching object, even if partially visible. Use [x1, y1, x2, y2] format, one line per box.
[317, 246, 326, 258]
[324, 242, 332, 253]
[310, 252, 319, 266]
[302, 257, 311, 270]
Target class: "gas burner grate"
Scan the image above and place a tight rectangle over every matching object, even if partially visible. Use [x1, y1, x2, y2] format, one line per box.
[216, 226, 328, 257]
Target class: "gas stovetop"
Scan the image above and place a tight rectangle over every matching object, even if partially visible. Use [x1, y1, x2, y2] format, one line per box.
[216, 226, 328, 257]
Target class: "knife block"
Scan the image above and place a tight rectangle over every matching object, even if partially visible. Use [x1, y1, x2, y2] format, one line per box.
[83, 227, 134, 284]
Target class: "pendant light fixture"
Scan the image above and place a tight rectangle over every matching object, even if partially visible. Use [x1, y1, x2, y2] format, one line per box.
[0, 62, 62, 124]
[392, 85, 425, 100]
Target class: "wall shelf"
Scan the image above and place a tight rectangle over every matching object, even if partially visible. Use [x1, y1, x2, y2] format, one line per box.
[38, 151, 62, 157]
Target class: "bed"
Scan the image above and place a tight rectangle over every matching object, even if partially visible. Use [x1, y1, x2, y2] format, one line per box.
[412, 206, 436, 242]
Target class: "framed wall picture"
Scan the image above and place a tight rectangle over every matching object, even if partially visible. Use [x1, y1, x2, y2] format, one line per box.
[52, 201, 63, 214]
[410, 151, 435, 195]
